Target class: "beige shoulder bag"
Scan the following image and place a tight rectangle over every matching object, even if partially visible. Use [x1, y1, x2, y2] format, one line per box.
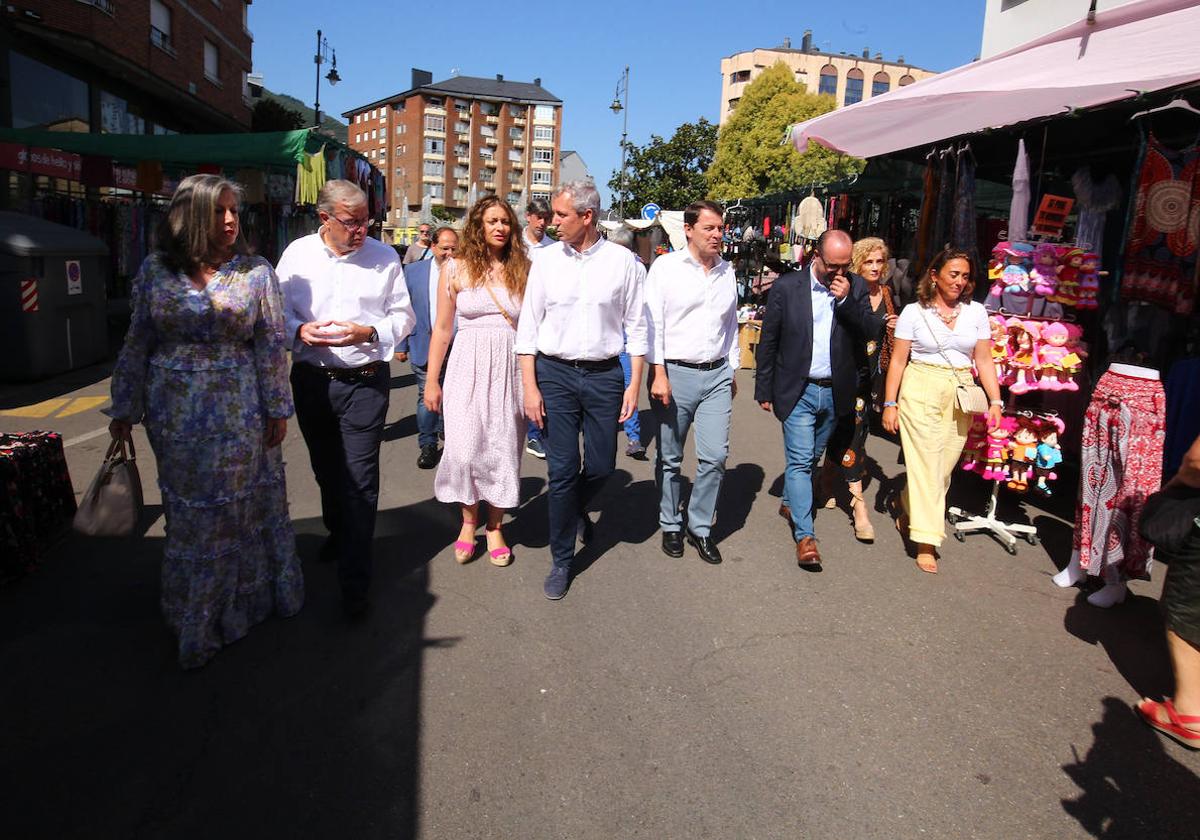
[918, 306, 989, 415]
[73, 436, 144, 537]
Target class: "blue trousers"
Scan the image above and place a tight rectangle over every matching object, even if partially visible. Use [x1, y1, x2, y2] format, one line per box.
[536, 355, 624, 569]
[654, 363, 733, 537]
[781, 382, 839, 540]
[291, 363, 389, 603]
[411, 362, 443, 448]
[619, 351, 641, 442]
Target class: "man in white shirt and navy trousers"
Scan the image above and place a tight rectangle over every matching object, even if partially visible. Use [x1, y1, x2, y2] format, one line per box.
[516, 180, 647, 600]
[645, 200, 739, 564]
[277, 180, 416, 617]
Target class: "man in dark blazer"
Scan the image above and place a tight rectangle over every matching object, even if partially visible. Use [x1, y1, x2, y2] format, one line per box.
[398, 226, 457, 468]
[755, 229, 881, 568]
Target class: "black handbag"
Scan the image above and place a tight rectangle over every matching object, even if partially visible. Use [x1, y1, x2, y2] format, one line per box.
[1139, 484, 1200, 555]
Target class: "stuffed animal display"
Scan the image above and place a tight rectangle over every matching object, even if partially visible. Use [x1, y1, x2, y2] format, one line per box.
[986, 315, 1086, 392]
[965, 413, 1064, 496]
[987, 241, 1105, 308]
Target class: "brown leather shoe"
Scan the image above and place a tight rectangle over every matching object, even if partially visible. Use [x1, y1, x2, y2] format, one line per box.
[796, 536, 822, 567]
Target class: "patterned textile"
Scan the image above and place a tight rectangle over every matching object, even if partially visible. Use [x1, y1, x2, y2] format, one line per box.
[108, 253, 303, 669]
[1121, 134, 1200, 315]
[0, 432, 75, 584]
[433, 282, 524, 509]
[1071, 371, 1166, 584]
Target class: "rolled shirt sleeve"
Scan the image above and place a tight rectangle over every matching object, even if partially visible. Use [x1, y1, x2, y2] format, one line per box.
[622, 256, 648, 357]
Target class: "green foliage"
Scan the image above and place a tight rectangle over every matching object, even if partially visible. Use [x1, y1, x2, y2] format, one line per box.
[251, 98, 305, 133]
[706, 62, 863, 200]
[255, 89, 348, 142]
[430, 205, 457, 222]
[608, 118, 718, 213]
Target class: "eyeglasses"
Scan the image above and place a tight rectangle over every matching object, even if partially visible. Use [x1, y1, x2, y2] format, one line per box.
[818, 255, 851, 274]
[330, 215, 369, 232]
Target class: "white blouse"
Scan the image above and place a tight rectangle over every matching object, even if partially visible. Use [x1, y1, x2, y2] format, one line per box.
[894, 301, 990, 368]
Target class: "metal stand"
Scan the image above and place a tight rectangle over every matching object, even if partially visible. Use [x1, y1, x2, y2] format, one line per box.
[948, 478, 1039, 555]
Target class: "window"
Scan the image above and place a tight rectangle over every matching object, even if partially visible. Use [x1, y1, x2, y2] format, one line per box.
[10, 52, 90, 130]
[534, 105, 555, 121]
[369, 149, 376, 159]
[425, 115, 445, 132]
[532, 170, 552, 185]
[425, 95, 443, 108]
[531, 191, 550, 202]
[454, 165, 469, 178]
[533, 126, 554, 142]
[355, 133, 361, 143]
[479, 102, 498, 117]
[729, 70, 751, 84]
[453, 188, 467, 202]
[872, 72, 890, 97]
[454, 99, 470, 113]
[507, 150, 522, 162]
[507, 171, 522, 184]
[424, 138, 445, 154]
[899, 74, 916, 86]
[378, 134, 386, 145]
[533, 148, 553, 164]
[727, 98, 740, 111]
[480, 125, 496, 138]
[508, 104, 523, 118]
[395, 124, 406, 135]
[453, 143, 468, 156]
[428, 184, 444, 199]
[150, 0, 173, 52]
[509, 127, 524, 140]
[478, 147, 494, 159]
[507, 192, 521, 204]
[844, 68, 863, 106]
[395, 144, 406, 155]
[818, 65, 837, 96]
[424, 160, 445, 176]
[454, 120, 470, 134]
[371, 129, 377, 139]
[380, 110, 388, 122]
[100, 91, 145, 135]
[394, 167, 403, 178]
[371, 109, 377, 119]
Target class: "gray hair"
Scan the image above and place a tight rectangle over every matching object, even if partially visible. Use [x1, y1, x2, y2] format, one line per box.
[525, 197, 551, 219]
[607, 226, 635, 250]
[317, 179, 367, 215]
[157, 173, 249, 273]
[554, 179, 601, 217]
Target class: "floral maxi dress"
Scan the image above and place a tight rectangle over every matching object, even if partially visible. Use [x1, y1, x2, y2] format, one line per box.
[108, 253, 303, 669]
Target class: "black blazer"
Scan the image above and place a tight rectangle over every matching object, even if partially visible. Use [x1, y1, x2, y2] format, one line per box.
[754, 267, 882, 421]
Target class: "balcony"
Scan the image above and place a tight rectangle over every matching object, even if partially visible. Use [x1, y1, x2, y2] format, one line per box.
[481, 159, 497, 169]
[426, 103, 446, 114]
[484, 137, 499, 147]
[513, 117, 526, 126]
[485, 115, 500, 125]
[511, 138, 525, 148]
[456, 178, 469, 187]
[422, 173, 443, 183]
[510, 160, 524, 170]
[456, 133, 469, 143]
[480, 180, 495, 190]
[456, 156, 469, 165]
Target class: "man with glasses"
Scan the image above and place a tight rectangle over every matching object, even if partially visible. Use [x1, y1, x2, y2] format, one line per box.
[402, 223, 434, 264]
[278, 180, 415, 617]
[755, 229, 880, 569]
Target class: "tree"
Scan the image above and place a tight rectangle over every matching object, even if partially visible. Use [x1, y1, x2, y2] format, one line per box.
[706, 62, 863, 200]
[608, 118, 718, 214]
[251, 98, 305, 132]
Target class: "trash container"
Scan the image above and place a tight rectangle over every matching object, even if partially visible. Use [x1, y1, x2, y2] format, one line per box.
[0, 212, 109, 381]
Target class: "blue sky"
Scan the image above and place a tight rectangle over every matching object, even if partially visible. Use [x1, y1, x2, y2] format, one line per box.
[250, 1, 985, 204]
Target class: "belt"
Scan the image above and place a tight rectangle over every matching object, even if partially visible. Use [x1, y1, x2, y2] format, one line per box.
[538, 353, 620, 371]
[299, 361, 385, 382]
[807, 377, 834, 387]
[667, 359, 726, 371]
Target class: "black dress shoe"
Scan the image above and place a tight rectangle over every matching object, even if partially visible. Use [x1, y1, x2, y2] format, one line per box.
[662, 531, 684, 557]
[686, 530, 722, 564]
[577, 513, 594, 545]
[417, 444, 441, 469]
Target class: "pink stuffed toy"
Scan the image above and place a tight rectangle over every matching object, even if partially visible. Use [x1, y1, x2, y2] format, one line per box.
[1037, 322, 1072, 391]
[982, 416, 1016, 482]
[1030, 244, 1060, 297]
[960, 415, 990, 473]
[1007, 320, 1041, 394]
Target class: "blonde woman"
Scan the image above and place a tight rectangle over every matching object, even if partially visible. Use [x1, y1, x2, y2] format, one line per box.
[825, 237, 898, 541]
[881, 248, 1003, 573]
[424, 197, 530, 565]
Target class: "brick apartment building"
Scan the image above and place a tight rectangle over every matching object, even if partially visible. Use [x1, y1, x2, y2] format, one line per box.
[346, 69, 562, 222]
[1, 0, 255, 134]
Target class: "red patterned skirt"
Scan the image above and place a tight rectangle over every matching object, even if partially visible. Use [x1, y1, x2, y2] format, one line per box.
[1071, 371, 1166, 582]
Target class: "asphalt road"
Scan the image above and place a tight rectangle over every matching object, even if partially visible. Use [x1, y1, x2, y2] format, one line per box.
[2, 361, 1198, 839]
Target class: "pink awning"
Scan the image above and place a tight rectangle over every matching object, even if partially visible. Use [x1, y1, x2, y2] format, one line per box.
[790, 0, 1200, 159]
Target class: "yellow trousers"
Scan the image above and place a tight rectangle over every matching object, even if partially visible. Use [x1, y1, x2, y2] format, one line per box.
[898, 361, 973, 547]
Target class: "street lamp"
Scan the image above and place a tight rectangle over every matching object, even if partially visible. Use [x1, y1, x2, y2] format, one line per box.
[313, 29, 340, 127]
[610, 65, 629, 219]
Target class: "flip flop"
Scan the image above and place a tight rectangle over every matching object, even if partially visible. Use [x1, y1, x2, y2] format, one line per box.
[1137, 698, 1200, 750]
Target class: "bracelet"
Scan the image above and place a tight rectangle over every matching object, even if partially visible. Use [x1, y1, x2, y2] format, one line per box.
[883, 401, 898, 408]
[989, 399, 1004, 406]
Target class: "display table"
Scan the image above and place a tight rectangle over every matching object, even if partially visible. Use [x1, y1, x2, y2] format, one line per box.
[738, 320, 762, 370]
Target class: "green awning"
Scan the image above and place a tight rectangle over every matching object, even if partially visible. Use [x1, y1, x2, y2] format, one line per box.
[0, 128, 319, 168]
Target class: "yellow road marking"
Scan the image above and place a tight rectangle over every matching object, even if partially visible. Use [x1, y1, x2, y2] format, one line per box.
[1, 397, 71, 418]
[55, 396, 109, 417]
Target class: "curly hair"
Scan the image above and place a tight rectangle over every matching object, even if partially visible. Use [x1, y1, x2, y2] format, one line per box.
[916, 247, 977, 306]
[851, 237, 889, 277]
[455, 196, 530, 299]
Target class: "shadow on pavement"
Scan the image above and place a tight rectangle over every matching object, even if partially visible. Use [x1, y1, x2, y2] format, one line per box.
[1061, 695, 1200, 837]
[0, 359, 115, 408]
[712, 462, 764, 544]
[572, 468, 658, 578]
[0, 499, 447, 839]
[382, 413, 418, 442]
[1063, 593, 1172, 701]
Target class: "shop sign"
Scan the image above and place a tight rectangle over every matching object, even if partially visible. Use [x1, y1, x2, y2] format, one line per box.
[1030, 194, 1075, 239]
[113, 166, 138, 189]
[28, 147, 82, 180]
[0, 142, 28, 171]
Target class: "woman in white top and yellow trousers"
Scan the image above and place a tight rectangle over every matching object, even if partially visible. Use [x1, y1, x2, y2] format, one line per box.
[881, 248, 1003, 574]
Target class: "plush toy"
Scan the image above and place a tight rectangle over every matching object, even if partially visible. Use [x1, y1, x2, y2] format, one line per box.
[1001, 243, 1034, 295]
[1037, 322, 1074, 391]
[989, 314, 1010, 383]
[1075, 252, 1100, 310]
[1063, 323, 1087, 381]
[960, 415, 990, 473]
[1034, 418, 1065, 496]
[1007, 320, 1041, 394]
[1030, 243, 1060, 297]
[982, 416, 1016, 482]
[1053, 248, 1084, 306]
[1006, 419, 1039, 491]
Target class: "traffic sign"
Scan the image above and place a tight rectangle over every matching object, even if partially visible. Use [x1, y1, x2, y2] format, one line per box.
[640, 203, 660, 221]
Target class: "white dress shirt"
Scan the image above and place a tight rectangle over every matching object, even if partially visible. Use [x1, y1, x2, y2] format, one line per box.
[428, 258, 445, 326]
[515, 236, 648, 360]
[523, 229, 554, 258]
[809, 271, 837, 379]
[277, 229, 416, 368]
[645, 248, 739, 371]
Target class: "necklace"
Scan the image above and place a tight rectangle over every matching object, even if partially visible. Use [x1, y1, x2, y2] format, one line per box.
[932, 301, 962, 324]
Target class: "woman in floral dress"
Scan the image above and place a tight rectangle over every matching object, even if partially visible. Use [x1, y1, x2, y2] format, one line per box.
[423, 197, 530, 566]
[107, 174, 302, 669]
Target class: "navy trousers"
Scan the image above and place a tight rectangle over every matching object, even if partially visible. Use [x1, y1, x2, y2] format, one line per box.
[291, 362, 389, 605]
[536, 355, 624, 569]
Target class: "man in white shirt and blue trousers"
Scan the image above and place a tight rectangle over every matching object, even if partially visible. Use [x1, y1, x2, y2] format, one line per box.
[278, 180, 416, 617]
[516, 180, 647, 600]
[645, 200, 739, 565]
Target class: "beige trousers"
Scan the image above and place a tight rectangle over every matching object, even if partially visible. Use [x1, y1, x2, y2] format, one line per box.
[899, 361, 973, 547]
